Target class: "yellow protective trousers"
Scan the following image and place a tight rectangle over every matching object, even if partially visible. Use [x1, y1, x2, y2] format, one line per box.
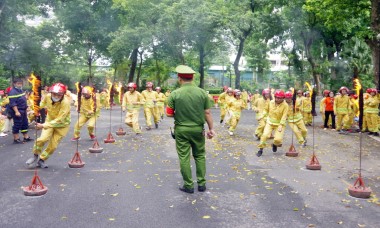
[255, 118, 266, 138]
[125, 109, 142, 133]
[336, 113, 349, 130]
[367, 113, 379, 132]
[220, 105, 226, 121]
[348, 113, 355, 128]
[362, 113, 368, 131]
[302, 112, 312, 125]
[144, 106, 159, 127]
[0, 118, 4, 132]
[258, 124, 285, 148]
[33, 126, 70, 161]
[156, 103, 165, 118]
[288, 120, 307, 144]
[228, 113, 241, 132]
[74, 114, 96, 138]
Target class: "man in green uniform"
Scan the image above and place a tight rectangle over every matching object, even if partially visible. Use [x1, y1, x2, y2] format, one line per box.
[166, 65, 216, 194]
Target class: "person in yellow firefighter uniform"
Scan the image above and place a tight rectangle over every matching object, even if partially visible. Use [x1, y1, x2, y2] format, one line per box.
[296, 90, 304, 109]
[217, 86, 228, 124]
[142, 82, 160, 130]
[227, 90, 247, 136]
[26, 83, 71, 168]
[0, 87, 11, 134]
[155, 87, 166, 120]
[301, 91, 312, 126]
[253, 88, 271, 140]
[224, 88, 236, 127]
[71, 86, 101, 141]
[241, 89, 249, 109]
[251, 90, 261, 105]
[348, 93, 359, 131]
[364, 88, 379, 136]
[334, 86, 351, 134]
[257, 90, 288, 157]
[285, 91, 307, 147]
[122, 82, 145, 135]
[100, 88, 110, 109]
[361, 90, 370, 132]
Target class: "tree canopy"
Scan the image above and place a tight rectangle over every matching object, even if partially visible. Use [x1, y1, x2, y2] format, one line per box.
[0, 0, 379, 92]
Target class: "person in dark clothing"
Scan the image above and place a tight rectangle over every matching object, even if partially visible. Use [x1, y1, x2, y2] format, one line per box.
[8, 78, 32, 144]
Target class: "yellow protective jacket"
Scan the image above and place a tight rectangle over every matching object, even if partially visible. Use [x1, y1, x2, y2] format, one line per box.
[334, 95, 350, 114]
[217, 92, 227, 108]
[302, 97, 312, 113]
[0, 97, 9, 107]
[100, 91, 108, 102]
[156, 93, 166, 107]
[122, 91, 145, 111]
[251, 93, 261, 104]
[364, 96, 379, 114]
[141, 90, 158, 108]
[40, 93, 71, 129]
[78, 94, 101, 118]
[253, 97, 270, 120]
[227, 98, 246, 117]
[286, 101, 303, 123]
[296, 96, 304, 108]
[264, 100, 288, 126]
[225, 94, 236, 107]
[241, 91, 248, 103]
[350, 98, 359, 116]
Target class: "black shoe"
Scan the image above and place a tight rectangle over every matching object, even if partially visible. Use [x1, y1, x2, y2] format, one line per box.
[179, 186, 194, 194]
[37, 159, 48, 168]
[23, 137, 33, 142]
[220, 120, 223, 124]
[155, 123, 158, 129]
[256, 149, 263, 157]
[198, 185, 206, 192]
[373, 132, 379, 136]
[368, 132, 374, 135]
[272, 144, 277, 152]
[13, 139, 24, 144]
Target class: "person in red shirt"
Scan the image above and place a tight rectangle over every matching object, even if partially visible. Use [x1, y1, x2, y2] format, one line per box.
[323, 91, 336, 130]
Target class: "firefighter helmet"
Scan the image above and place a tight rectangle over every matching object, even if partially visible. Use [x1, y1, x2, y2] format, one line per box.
[127, 82, 137, 89]
[146, 82, 154, 88]
[274, 90, 285, 98]
[262, 88, 270, 96]
[49, 83, 67, 95]
[285, 91, 293, 99]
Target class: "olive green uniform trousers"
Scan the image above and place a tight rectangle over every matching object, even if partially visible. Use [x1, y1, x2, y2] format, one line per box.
[175, 125, 206, 189]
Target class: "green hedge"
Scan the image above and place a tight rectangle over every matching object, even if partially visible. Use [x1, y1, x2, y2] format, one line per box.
[205, 88, 223, 94]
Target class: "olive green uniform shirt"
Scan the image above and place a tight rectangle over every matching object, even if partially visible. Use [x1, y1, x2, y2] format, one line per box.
[167, 83, 211, 127]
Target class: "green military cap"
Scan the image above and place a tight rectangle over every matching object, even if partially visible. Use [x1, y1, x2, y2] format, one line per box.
[176, 65, 196, 79]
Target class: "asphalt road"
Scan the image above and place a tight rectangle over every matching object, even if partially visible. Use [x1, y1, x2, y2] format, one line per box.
[0, 106, 379, 228]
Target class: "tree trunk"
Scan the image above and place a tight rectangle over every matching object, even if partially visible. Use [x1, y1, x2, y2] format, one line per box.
[88, 56, 92, 85]
[128, 48, 138, 83]
[136, 50, 143, 88]
[234, 38, 245, 89]
[155, 59, 161, 86]
[371, 0, 380, 89]
[199, 45, 205, 89]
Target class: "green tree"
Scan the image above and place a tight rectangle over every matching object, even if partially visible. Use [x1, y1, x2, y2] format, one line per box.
[305, 0, 380, 88]
[54, 0, 119, 85]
